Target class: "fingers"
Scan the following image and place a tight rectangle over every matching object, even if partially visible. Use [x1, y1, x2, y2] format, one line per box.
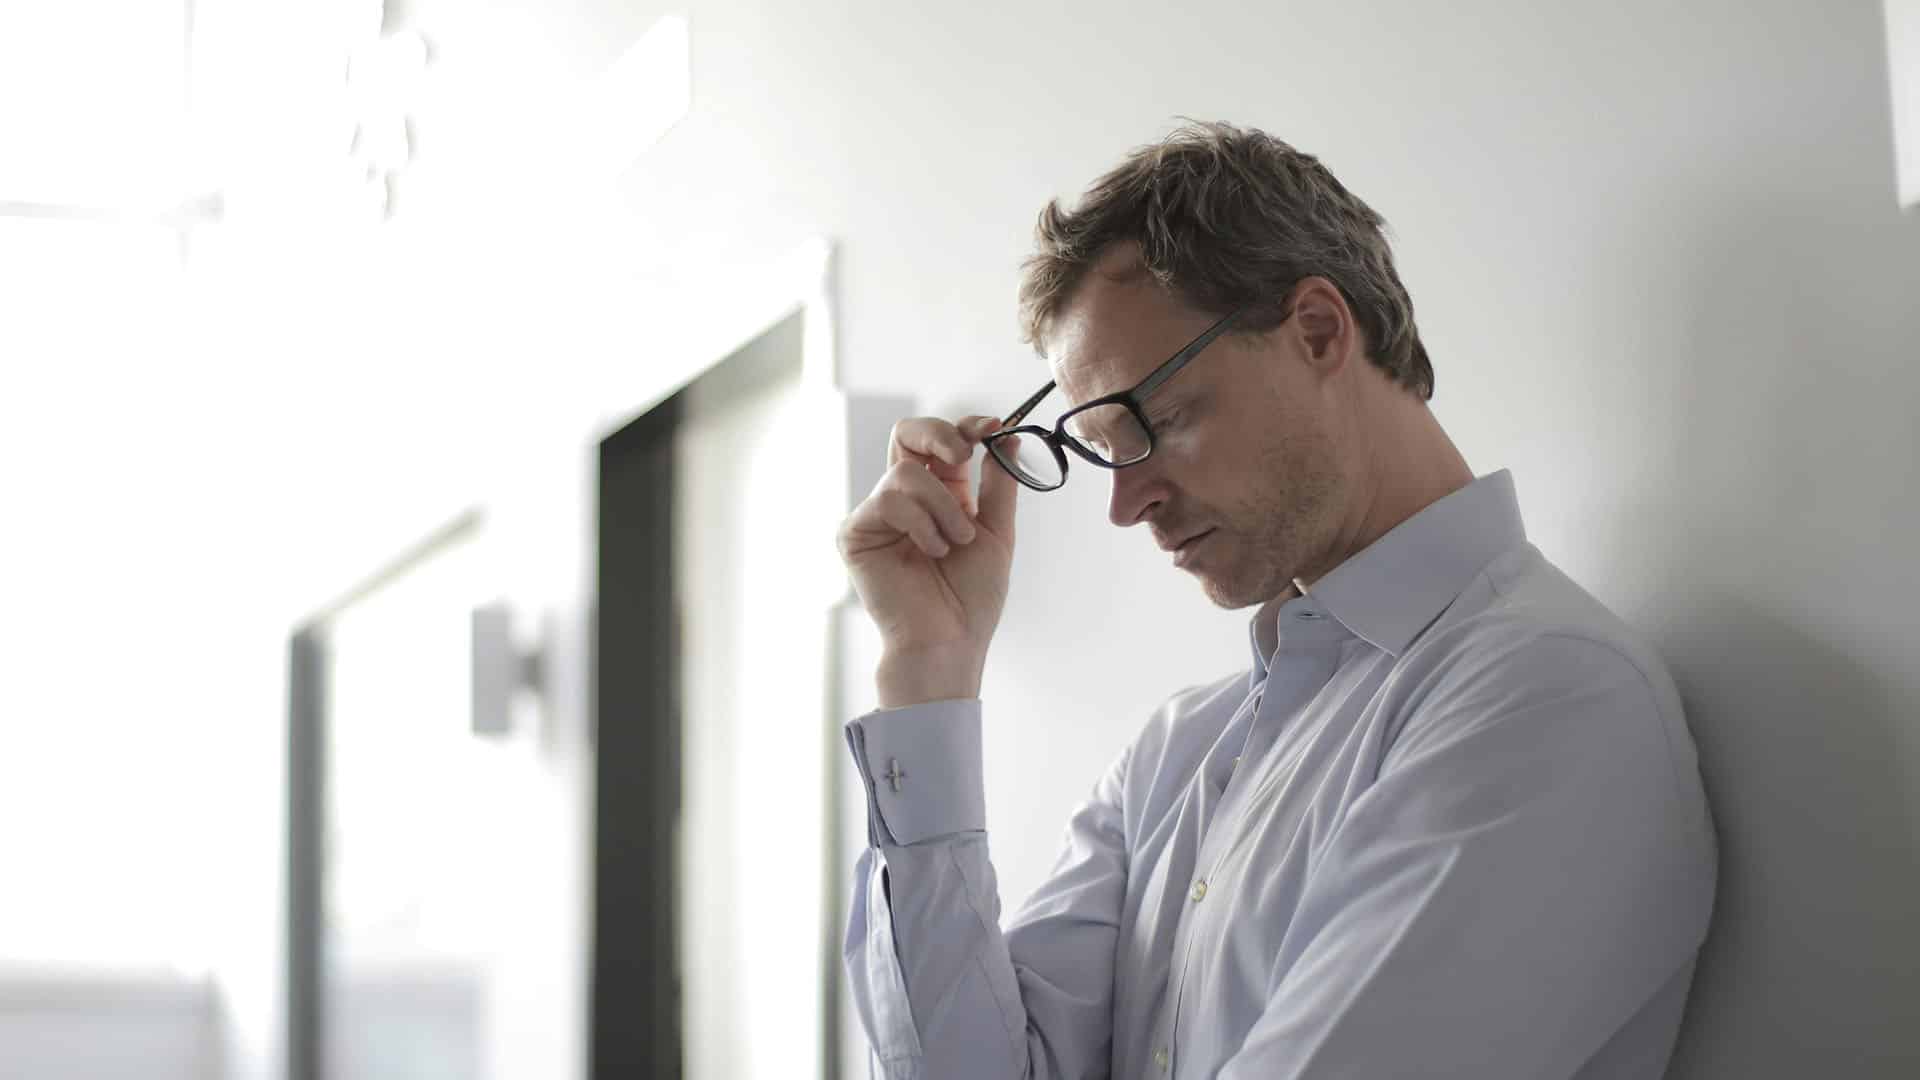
[864, 414, 1013, 555]
[877, 488, 953, 558]
[974, 420, 1019, 537]
[889, 415, 994, 471]
[956, 415, 1003, 442]
[841, 459, 980, 559]
[892, 462, 979, 546]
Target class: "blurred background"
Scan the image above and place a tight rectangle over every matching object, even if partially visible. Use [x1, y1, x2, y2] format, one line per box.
[2, 1, 1916, 1078]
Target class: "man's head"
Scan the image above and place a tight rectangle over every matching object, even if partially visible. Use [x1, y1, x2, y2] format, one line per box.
[1017, 120, 1448, 610]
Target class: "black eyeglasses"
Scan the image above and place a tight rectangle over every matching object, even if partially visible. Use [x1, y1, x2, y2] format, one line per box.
[984, 303, 1279, 492]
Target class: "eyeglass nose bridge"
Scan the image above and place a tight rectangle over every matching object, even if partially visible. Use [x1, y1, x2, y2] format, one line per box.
[986, 413, 1156, 492]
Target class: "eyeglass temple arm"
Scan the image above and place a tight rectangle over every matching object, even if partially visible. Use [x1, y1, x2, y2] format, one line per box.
[1132, 307, 1244, 401]
[1001, 380, 1057, 428]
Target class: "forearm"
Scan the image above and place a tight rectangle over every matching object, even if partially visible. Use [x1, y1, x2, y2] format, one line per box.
[842, 699, 1023, 1078]
[845, 835, 1027, 1079]
[841, 699, 1124, 1080]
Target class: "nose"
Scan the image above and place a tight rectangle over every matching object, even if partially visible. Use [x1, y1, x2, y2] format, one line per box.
[1106, 460, 1168, 529]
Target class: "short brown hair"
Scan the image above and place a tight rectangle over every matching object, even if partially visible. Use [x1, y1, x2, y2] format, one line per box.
[1018, 120, 1434, 400]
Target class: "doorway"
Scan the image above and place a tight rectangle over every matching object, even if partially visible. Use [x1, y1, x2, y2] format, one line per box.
[592, 309, 840, 1080]
[288, 268, 853, 1080]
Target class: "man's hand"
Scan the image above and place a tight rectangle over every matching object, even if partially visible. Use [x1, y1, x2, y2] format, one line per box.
[836, 414, 1021, 707]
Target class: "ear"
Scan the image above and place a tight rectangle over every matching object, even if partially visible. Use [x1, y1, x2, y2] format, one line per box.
[1284, 276, 1356, 373]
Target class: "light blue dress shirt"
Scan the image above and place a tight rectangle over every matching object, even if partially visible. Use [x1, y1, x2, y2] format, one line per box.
[842, 469, 1718, 1079]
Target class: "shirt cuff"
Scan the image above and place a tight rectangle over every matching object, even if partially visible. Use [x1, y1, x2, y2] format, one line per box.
[844, 698, 986, 847]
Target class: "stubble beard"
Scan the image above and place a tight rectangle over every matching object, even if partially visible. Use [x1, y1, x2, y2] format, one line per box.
[1195, 428, 1342, 610]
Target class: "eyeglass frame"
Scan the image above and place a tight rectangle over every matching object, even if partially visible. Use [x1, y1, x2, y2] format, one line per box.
[984, 302, 1285, 492]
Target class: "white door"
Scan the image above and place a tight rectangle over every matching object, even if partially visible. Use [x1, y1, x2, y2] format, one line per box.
[673, 309, 834, 1080]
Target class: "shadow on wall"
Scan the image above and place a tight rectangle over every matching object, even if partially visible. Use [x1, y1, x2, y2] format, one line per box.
[1590, 100, 1920, 1068]
[1650, 589, 1920, 1076]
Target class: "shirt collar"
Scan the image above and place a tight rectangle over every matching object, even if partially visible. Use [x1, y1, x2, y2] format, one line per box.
[1248, 469, 1527, 679]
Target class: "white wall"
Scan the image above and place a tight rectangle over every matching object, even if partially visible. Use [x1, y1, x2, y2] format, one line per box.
[14, 0, 1915, 1076]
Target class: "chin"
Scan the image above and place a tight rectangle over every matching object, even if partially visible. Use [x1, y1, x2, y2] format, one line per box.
[1196, 560, 1290, 611]
[1196, 574, 1260, 611]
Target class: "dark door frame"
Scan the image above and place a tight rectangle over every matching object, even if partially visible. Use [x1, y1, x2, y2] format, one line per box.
[588, 392, 684, 1079]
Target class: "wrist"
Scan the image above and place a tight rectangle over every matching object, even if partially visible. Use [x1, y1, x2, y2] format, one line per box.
[875, 648, 982, 710]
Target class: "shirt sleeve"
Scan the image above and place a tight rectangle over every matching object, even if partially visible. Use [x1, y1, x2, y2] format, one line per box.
[1217, 633, 1717, 1079]
[843, 698, 1132, 1080]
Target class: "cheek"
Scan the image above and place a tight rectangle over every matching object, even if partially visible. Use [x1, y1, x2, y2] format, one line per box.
[1160, 414, 1254, 488]
[1153, 426, 1204, 463]
[1153, 405, 1226, 461]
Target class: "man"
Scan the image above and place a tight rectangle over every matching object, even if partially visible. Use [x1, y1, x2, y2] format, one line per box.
[833, 120, 1717, 1079]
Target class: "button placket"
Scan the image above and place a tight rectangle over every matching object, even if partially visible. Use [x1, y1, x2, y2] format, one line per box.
[1165, 639, 1344, 1075]
[1197, 648, 1340, 878]
[1159, 677, 1261, 1069]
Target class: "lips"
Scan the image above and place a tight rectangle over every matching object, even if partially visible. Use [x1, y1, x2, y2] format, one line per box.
[1159, 529, 1210, 553]
[1171, 530, 1214, 567]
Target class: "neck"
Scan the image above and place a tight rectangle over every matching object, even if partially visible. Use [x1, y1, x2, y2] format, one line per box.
[1297, 389, 1473, 594]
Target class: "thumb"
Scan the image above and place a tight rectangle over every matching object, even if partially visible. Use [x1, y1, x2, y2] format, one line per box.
[975, 421, 1020, 538]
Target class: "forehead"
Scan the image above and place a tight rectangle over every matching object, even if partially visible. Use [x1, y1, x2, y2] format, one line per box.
[1042, 269, 1209, 408]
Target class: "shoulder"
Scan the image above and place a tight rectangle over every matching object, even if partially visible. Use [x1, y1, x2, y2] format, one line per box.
[1381, 547, 1704, 815]
[1401, 542, 1683, 721]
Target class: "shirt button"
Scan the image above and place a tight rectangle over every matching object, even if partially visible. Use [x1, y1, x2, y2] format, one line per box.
[1190, 879, 1208, 902]
[1230, 755, 1240, 770]
[1153, 1046, 1169, 1070]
